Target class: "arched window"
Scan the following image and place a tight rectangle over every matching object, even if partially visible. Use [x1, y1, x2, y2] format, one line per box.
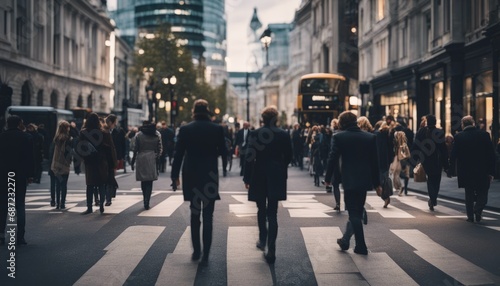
[50, 90, 59, 108]
[21, 81, 31, 106]
[37, 89, 44, 106]
[65, 94, 71, 110]
[77, 94, 83, 107]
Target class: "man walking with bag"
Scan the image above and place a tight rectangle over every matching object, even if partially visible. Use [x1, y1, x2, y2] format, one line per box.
[325, 111, 381, 255]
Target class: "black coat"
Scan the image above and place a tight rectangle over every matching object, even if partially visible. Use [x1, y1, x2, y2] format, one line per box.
[325, 126, 380, 191]
[111, 127, 126, 160]
[243, 125, 292, 202]
[450, 126, 495, 188]
[375, 129, 391, 174]
[159, 127, 175, 156]
[411, 126, 449, 175]
[171, 118, 227, 201]
[0, 128, 34, 181]
[78, 129, 117, 186]
[234, 128, 249, 150]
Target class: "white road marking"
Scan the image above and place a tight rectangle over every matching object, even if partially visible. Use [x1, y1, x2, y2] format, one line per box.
[139, 195, 184, 217]
[282, 195, 334, 218]
[365, 196, 415, 218]
[229, 195, 258, 217]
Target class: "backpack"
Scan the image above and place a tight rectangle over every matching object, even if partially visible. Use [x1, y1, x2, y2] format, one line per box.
[397, 143, 410, 161]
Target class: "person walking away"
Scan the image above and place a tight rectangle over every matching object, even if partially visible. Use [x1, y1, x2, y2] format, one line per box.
[69, 121, 81, 175]
[324, 111, 381, 255]
[411, 114, 449, 211]
[104, 115, 122, 206]
[235, 121, 250, 176]
[171, 99, 227, 265]
[329, 119, 342, 209]
[131, 121, 162, 210]
[159, 121, 174, 173]
[375, 121, 393, 207]
[0, 115, 34, 245]
[51, 121, 74, 209]
[243, 106, 292, 264]
[26, 123, 44, 183]
[449, 116, 495, 222]
[78, 113, 117, 214]
[311, 134, 323, 187]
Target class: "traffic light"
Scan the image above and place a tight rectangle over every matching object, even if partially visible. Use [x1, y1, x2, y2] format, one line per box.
[172, 100, 178, 115]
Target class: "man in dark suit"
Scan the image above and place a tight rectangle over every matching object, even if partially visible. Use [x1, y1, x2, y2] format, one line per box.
[325, 111, 381, 255]
[291, 123, 304, 170]
[171, 99, 227, 265]
[243, 107, 292, 264]
[0, 115, 34, 245]
[450, 116, 495, 222]
[234, 121, 250, 175]
[159, 121, 175, 172]
[411, 114, 449, 211]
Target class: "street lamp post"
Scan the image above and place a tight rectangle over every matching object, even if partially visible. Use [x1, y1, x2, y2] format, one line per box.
[260, 28, 272, 67]
[246, 72, 250, 122]
[163, 75, 177, 127]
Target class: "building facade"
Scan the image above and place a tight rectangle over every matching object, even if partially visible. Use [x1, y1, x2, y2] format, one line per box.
[0, 0, 118, 129]
[359, 0, 497, 143]
[202, 0, 227, 86]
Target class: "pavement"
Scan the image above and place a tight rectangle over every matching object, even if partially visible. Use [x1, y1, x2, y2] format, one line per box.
[407, 174, 500, 212]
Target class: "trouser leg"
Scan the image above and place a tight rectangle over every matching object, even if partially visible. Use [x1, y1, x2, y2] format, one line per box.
[333, 185, 341, 206]
[55, 177, 61, 207]
[15, 180, 27, 240]
[202, 200, 215, 258]
[266, 199, 279, 254]
[256, 199, 268, 245]
[426, 173, 442, 206]
[464, 187, 475, 220]
[86, 185, 94, 209]
[474, 181, 490, 216]
[49, 173, 56, 204]
[342, 220, 354, 242]
[344, 189, 367, 250]
[190, 198, 202, 254]
[60, 174, 68, 206]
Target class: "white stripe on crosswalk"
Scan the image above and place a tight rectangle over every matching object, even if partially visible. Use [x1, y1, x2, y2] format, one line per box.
[229, 195, 258, 217]
[365, 196, 414, 218]
[155, 227, 198, 286]
[486, 226, 500, 232]
[227, 226, 272, 286]
[74, 225, 164, 286]
[282, 195, 333, 217]
[395, 195, 464, 216]
[139, 195, 184, 217]
[391, 229, 496, 285]
[68, 194, 153, 214]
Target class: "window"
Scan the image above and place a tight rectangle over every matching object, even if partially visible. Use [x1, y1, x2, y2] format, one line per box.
[376, 0, 385, 21]
[400, 20, 407, 59]
[443, 0, 450, 33]
[376, 38, 387, 71]
[3, 10, 8, 37]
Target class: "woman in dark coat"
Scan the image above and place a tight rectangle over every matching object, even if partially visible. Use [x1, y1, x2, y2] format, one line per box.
[131, 122, 162, 209]
[78, 113, 117, 214]
[171, 100, 227, 264]
[311, 134, 324, 186]
[243, 106, 293, 264]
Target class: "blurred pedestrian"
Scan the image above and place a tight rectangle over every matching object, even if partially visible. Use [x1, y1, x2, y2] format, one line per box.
[411, 115, 449, 211]
[243, 106, 292, 264]
[325, 111, 381, 255]
[26, 123, 44, 183]
[235, 121, 250, 176]
[0, 115, 34, 245]
[311, 134, 323, 187]
[69, 121, 81, 175]
[104, 115, 121, 206]
[292, 123, 304, 170]
[390, 131, 410, 196]
[51, 121, 73, 209]
[171, 99, 227, 264]
[131, 121, 162, 210]
[450, 116, 495, 222]
[78, 113, 117, 214]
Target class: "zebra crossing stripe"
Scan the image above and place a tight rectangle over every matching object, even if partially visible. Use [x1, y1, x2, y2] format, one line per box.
[155, 227, 198, 286]
[139, 195, 184, 217]
[73, 225, 164, 286]
[227, 227, 273, 285]
[283, 195, 333, 218]
[365, 196, 415, 218]
[391, 229, 496, 285]
[395, 196, 464, 216]
[229, 195, 258, 217]
[301, 227, 363, 285]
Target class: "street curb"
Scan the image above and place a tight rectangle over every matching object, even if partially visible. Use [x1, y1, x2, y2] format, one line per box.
[408, 188, 500, 213]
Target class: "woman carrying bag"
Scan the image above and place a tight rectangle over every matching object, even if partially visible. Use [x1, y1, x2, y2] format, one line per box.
[51, 121, 73, 209]
[131, 122, 162, 210]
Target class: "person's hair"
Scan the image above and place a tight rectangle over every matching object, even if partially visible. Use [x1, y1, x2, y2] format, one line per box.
[330, 118, 339, 130]
[426, 114, 436, 127]
[105, 114, 117, 124]
[394, 131, 407, 147]
[261, 106, 279, 126]
[192, 99, 211, 120]
[338, 111, 357, 130]
[54, 120, 70, 143]
[357, 116, 373, 132]
[26, 123, 38, 131]
[7, 115, 22, 129]
[461, 115, 475, 128]
[83, 113, 102, 130]
[374, 120, 383, 131]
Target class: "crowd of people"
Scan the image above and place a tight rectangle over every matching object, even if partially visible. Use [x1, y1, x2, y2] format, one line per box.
[0, 102, 497, 267]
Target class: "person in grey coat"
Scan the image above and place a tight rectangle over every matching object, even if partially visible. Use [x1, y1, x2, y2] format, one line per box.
[171, 99, 227, 265]
[131, 122, 162, 210]
[243, 106, 293, 264]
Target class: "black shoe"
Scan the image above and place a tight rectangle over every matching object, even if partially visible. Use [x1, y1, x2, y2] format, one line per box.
[200, 254, 209, 265]
[354, 247, 368, 255]
[334, 204, 340, 212]
[17, 238, 28, 245]
[144, 204, 150, 210]
[337, 238, 349, 251]
[56, 205, 60, 210]
[264, 252, 276, 264]
[95, 200, 100, 206]
[475, 212, 482, 223]
[466, 218, 474, 223]
[363, 209, 368, 225]
[100, 206, 104, 214]
[191, 251, 201, 261]
[50, 200, 55, 207]
[256, 241, 266, 251]
[223, 170, 227, 177]
[81, 209, 93, 215]
[105, 202, 112, 206]
[428, 199, 434, 211]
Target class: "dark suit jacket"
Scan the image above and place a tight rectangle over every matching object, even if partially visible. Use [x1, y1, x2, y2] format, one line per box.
[450, 126, 495, 188]
[111, 127, 126, 160]
[243, 125, 292, 202]
[171, 118, 227, 201]
[160, 127, 175, 156]
[411, 126, 449, 175]
[0, 128, 34, 181]
[325, 126, 380, 191]
[234, 128, 249, 150]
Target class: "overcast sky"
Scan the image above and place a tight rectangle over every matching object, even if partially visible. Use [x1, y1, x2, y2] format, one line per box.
[108, 0, 301, 71]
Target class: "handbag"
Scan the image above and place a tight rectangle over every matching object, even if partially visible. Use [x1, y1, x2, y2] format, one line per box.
[397, 143, 411, 161]
[413, 163, 427, 182]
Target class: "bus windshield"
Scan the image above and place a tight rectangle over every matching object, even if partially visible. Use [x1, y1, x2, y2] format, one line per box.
[300, 78, 342, 94]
